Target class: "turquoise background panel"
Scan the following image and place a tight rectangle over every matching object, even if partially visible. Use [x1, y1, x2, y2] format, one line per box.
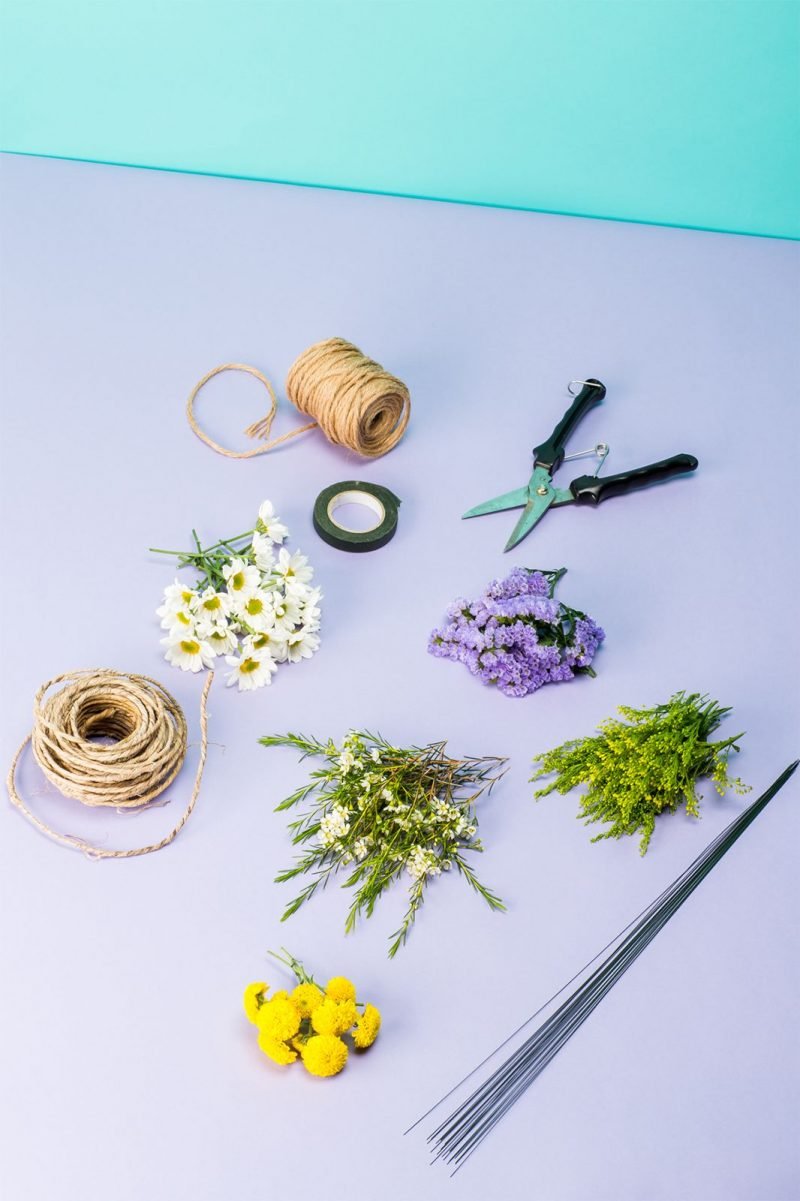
[1, 0, 798, 237]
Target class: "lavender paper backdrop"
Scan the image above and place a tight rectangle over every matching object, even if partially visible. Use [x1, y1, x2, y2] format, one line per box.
[0, 154, 798, 1201]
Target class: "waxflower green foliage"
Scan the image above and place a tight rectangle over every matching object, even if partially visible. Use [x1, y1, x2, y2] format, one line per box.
[261, 731, 507, 957]
[531, 693, 749, 854]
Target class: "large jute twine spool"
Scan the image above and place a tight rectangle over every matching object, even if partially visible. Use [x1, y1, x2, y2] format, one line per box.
[186, 337, 410, 460]
[6, 670, 211, 858]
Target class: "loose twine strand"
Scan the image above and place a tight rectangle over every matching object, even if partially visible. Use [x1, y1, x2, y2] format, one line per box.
[6, 669, 212, 859]
[186, 337, 410, 460]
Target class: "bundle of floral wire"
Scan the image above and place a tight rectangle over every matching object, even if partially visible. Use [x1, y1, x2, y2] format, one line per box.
[261, 731, 507, 956]
[413, 761, 797, 1173]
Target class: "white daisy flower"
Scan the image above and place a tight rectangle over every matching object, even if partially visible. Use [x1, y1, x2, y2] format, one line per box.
[243, 630, 288, 662]
[299, 586, 322, 629]
[158, 604, 196, 634]
[195, 587, 232, 629]
[224, 649, 277, 691]
[159, 579, 199, 613]
[271, 594, 303, 636]
[286, 628, 320, 662]
[234, 587, 275, 632]
[222, 557, 260, 597]
[204, 624, 239, 656]
[162, 633, 215, 672]
[275, 547, 314, 592]
[251, 532, 275, 572]
[256, 500, 289, 544]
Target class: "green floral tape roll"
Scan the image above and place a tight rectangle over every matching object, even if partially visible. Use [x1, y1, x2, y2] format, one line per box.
[312, 481, 401, 552]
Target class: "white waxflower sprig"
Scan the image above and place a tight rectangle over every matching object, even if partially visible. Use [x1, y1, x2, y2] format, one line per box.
[151, 500, 321, 692]
[261, 730, 508, 957]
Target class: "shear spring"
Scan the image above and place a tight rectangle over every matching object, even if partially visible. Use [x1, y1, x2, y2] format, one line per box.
[562, 442, 609, 476]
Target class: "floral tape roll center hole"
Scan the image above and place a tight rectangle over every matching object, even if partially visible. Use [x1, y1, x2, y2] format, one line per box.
[328, 490, 385, 534]
[313, 481, 401, 551]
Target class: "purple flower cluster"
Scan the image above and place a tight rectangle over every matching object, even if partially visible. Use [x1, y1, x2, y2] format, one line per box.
[428, 567, 604, 698]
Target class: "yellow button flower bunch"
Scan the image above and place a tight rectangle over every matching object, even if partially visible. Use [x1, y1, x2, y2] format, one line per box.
[244, 949, 381, 1078]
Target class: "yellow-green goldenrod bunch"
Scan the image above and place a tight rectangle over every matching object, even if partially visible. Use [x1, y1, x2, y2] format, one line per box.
[532, 692, 749, 854]
[243, 949, 381, 1078]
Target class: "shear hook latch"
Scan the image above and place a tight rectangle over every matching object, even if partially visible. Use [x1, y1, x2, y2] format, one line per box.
[567, 379, 601, 396]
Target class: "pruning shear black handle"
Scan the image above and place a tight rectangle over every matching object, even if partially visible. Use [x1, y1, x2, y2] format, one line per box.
[570, 453, 699, 504]
[533, 379, 606, 473]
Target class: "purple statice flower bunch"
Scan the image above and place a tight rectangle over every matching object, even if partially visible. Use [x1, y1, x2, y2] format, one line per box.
[428, 567, 604, 698]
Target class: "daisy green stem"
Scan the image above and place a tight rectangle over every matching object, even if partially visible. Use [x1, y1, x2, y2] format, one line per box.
[202, 530, 254, 552]
[147, 529, 254, 558]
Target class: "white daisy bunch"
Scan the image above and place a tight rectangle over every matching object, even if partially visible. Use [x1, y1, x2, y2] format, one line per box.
[152, 500, 321, 692]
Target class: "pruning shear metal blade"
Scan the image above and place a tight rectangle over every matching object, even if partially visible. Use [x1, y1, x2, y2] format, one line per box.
[504, 493, 554, 550]
[462, 486, 529, 519]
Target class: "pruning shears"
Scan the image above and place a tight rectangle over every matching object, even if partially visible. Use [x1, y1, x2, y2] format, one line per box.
[463, 379, 699, 551]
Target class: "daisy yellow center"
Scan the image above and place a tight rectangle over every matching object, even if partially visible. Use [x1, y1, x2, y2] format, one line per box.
[181, 590, 193, 604]
[286, 567, 295, 577]
[181, 639, 200, 654]
[176, 610, 191, 625]
[252, 634, 270, 649]
[203, 596, 221, 612]
[231, 572, 245, 590]
[240, 657, 260, 674]
[246, 597, 264, 616]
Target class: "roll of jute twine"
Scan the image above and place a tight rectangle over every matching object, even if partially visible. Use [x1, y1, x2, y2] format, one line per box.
[186, 336, 410, 460]
[6, 669, 212, 858]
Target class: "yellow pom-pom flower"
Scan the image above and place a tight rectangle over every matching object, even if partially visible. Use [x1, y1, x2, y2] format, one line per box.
[243, 981, 268, 1025]
[256, 996, 302, 1042]
[245, 955, 381, 1079]
[301, 1034, 349, 1078]
[352, 1003, 382, 1049]
[325, 976, 357, 1003]
[291, 981, 324, 1017]
[257, 1029, 298, 1065]
[311, 997, 358, 1037]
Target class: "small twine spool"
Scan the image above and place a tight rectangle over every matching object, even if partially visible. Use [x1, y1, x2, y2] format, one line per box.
[186, 337, 410, 460]
[6, 669, 212, 859]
